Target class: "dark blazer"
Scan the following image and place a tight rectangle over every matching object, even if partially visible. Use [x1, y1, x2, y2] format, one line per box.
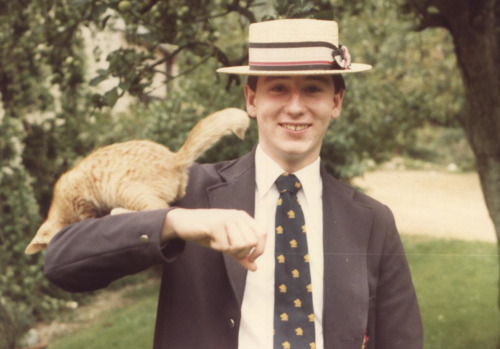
[44, 151, 423, 349]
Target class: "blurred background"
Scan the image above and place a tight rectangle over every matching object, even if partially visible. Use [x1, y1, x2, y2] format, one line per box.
[1, 0, 499, 348]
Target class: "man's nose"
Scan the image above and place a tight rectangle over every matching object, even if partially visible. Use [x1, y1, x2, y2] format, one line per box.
[286, 91, 306, 116]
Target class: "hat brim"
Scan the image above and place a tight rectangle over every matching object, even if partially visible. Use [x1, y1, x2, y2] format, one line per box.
[216, 63, 372, 76]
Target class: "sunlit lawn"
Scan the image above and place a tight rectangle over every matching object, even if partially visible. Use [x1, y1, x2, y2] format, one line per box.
[48, 235, 500, 349]
[403, 235, 500, 349]
[48, 281, 159, 349]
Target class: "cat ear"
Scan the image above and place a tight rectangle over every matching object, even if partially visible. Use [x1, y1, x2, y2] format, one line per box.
[25, 241, 47, 255]
[25, 220, 61, 254]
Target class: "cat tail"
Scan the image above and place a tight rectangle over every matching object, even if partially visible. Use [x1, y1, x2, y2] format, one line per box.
[173, 108, 250, 167]
[25, 219, 64, 255]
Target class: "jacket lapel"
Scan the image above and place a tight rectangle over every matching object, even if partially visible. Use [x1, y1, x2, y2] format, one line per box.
[321, 168, 374, 347]
[206, 151, 256, 306]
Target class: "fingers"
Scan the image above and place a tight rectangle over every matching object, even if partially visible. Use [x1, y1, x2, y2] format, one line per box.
[209, 210, 266, 261]
[166, 208, 267, 271]
[237, 256, 258, 272]
[236, 231, 267, 272]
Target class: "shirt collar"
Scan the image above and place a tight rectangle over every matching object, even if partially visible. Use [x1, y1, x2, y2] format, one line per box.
[255, 144, 322, 201]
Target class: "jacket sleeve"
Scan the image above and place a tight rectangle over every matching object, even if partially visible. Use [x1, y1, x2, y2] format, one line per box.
[369, 205, 423, 349]
[44, 208, 184, 293]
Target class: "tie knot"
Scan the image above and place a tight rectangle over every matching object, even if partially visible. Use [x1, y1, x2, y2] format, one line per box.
[275, 173, 302, 194]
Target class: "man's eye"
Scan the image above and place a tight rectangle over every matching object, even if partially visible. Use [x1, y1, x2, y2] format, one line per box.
[305, 86, 322, 93]
[271, 85, 286, 92]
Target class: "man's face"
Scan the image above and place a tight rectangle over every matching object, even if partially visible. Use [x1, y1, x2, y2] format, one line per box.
[245, 75, 344, 172]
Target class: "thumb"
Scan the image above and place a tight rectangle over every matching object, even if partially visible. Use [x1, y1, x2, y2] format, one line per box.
[236, 255, 258, 272]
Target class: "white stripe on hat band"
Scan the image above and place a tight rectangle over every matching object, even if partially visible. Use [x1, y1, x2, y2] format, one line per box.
[250, 45, 334, 66]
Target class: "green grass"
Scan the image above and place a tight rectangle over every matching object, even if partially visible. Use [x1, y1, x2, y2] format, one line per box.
[48, 236, 500, 349]
[403, 235, 500, 349]
[48, 281, 159, 349]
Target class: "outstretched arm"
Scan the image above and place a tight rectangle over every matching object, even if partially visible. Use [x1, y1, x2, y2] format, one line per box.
[44, 207, 266, 292]
[44, 209, 170, 292]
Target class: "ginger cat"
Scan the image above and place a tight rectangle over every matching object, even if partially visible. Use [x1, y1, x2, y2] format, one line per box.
[25, 108, 250, 254]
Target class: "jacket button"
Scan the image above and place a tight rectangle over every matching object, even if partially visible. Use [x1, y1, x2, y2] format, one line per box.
[228, 318, 235, 329]
[140, 234, 149, 243]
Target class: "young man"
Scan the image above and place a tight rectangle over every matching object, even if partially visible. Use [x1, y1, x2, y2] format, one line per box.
[44, 19, 423, 349]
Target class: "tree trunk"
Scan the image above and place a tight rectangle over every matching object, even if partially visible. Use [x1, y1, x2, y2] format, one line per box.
[429, 0, 500, 346]
[432, 2, 500, 223]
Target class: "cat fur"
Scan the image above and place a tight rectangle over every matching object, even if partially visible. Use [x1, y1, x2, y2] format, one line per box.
[25, 108, 250, 255]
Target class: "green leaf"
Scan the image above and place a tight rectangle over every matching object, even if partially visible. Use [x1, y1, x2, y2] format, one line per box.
[68, 0, 93, 7]
[89, 74, 108, 87]
[103, 87, 119, 107]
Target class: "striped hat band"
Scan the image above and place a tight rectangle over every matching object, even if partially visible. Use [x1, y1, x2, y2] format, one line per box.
[248, 41, 345, 71]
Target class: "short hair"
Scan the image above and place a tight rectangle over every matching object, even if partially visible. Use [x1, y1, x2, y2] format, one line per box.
[246, 75, 346, 93]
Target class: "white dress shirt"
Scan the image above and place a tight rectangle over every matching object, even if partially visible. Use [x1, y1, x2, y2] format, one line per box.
[238, 145, 324, 349]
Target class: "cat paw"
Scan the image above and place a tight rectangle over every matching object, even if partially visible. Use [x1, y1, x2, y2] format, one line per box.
[110, 207, 134, 215]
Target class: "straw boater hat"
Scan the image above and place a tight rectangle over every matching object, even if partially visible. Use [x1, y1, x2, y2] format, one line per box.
[217, 18, 372, 76]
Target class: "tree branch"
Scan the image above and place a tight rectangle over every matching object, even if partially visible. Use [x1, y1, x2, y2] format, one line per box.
[140, 0, 162, 15]
[226, 0, 257, 23]
[165, 55, 212, 83]
[415, 12, 449, 31]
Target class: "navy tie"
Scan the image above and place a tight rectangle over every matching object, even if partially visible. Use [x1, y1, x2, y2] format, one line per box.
[274, 173, 316, 349]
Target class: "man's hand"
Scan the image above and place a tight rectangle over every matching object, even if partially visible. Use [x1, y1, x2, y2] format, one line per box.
[162, 208, 267, 272]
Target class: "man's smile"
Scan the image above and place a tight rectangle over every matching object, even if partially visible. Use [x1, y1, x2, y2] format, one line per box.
[279, 123, 311, 132]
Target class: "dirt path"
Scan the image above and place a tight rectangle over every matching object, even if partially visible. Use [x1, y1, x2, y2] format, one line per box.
[352, 169, 496, 242]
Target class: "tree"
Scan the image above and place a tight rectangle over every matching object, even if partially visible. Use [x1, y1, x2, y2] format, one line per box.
[400, 0, 500, 307]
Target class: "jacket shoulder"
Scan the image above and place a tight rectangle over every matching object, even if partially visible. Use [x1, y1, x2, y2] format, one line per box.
[322, 170, 389, 214]
[177, 153, 254, 206]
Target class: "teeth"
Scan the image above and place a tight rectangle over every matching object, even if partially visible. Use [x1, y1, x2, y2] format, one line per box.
[283, 124, 308, 131]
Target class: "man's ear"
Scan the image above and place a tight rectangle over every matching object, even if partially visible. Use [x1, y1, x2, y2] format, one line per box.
[331, 89, 344, 120]
[244, 84, 257, 118]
